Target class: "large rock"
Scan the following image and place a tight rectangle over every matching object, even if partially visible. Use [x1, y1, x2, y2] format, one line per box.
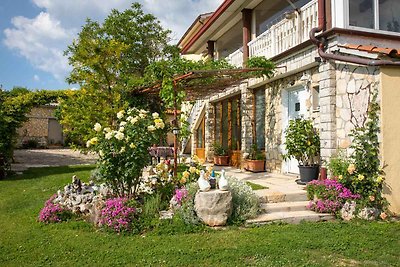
[194, 190, 232, 226]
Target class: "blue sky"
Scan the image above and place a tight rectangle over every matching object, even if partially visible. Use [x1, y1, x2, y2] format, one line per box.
[0, 0, 222, 91]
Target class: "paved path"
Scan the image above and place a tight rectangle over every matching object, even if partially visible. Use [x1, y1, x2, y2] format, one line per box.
[11, 149, 97, 172]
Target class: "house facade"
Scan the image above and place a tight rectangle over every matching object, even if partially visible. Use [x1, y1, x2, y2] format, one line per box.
[178, 0, 400, 214]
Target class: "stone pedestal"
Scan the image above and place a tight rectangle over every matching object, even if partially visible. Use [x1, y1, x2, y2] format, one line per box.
[194, 190, 232, 226]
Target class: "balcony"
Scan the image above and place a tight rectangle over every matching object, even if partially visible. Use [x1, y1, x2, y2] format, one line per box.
[227, 0, 318, 66]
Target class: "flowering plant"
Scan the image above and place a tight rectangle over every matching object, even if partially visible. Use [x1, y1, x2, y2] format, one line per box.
[98, 197, 137, 233]
[306, 179, 360, 214]
[87, 108, 165, 197]
[38, 194, 73, 224]
[170, 187, 189, 209]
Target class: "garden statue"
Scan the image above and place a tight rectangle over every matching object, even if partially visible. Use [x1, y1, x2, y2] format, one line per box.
[198, 170, 211, 192]
[218, 169, 229, 191]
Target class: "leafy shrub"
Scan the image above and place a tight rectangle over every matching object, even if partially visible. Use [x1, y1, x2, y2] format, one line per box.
[306, 179, 360, 214]
[98, 197, 137, 233]
[38, 194, 73, 224]
[212, 142, 227, 156]
[227, 177, 260, 224]
[174, 183, 201, 225]
[248, 144, 265, 160]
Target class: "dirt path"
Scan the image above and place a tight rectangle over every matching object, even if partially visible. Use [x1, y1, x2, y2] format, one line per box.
[11, 149, 97, 172]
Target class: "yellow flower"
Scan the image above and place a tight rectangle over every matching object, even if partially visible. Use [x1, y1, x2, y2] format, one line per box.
[120, 147, 126, 153]
[189, 166, 197, 174]
[347, 164, 356, 174]
[369, 195, 375, 202]
[338, 175, 343, 180]
[182, 171, 190, 179]
[180, 177, 187, 184]
[129, 143, 136, 149]
[376, 176, 384, 183]
[196, 169, 200, 175]
[357, 174, 364, 181]
[89, 137, 98, 145]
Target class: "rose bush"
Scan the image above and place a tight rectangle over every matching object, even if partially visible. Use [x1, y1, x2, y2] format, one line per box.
[87, 108, 166, 197]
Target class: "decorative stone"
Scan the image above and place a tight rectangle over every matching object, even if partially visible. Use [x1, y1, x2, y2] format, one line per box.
[194, 190, 232, 226]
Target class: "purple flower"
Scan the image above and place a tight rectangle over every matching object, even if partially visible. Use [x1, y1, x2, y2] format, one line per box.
[38, 194, 69, 224]
[98, 197, 136, 233]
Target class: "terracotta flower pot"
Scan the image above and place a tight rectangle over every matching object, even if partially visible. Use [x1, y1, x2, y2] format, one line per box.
[214, 156, 229, 166]
[245, 160, 265, 172]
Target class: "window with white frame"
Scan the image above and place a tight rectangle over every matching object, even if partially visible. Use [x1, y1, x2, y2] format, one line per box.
[348, 0, 400, 33]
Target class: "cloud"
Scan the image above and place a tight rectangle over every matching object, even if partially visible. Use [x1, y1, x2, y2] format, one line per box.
[3, 0, 223, 82]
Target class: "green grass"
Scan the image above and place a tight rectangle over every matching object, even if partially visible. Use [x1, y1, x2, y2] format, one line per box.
[1, 166, 400, 266]
[246, 181, 268, 190]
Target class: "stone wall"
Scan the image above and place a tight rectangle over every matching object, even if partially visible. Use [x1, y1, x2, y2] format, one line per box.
[17, 106, 62, 147]
[335, 64, 380, 150]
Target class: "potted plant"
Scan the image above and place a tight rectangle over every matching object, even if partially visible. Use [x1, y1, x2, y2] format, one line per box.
[213, 142, 229, 166]
[283, 118, 320, 184]
[245, 144, 266, 172]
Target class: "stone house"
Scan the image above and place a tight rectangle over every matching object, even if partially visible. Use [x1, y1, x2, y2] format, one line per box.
[178, 0, 400, 213]
[17, 104, 64, 147]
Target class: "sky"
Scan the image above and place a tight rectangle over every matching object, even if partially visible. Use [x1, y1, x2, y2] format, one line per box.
[0, 0, 223, 91]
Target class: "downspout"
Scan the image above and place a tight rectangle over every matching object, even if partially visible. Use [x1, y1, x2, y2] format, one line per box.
[310, 0, 400, 66]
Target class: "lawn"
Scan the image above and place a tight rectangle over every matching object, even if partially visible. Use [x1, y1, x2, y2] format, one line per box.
[1, 165, 399, 266]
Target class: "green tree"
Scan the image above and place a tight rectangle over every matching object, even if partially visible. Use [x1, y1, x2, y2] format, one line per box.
[60, 3, 172, 145]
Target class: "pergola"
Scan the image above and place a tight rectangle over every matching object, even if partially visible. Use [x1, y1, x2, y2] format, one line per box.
[132, 67, 267, 176]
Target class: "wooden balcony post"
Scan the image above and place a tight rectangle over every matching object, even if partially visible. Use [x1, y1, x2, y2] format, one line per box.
[242, 9, 252, 67]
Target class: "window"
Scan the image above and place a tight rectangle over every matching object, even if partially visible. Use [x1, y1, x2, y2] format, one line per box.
[348, 0, 400, 33]
[254, 89, 266, 150]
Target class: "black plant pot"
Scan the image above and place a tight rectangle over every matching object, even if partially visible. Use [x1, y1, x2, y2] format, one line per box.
[298, 165, 319, 184]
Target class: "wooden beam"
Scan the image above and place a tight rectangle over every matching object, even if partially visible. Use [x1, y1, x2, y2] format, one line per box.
[219, 102, 223, 144]
[242, 9, 252, 67]
[228, 100, 232, 149]
[252, 91, 256, 147]
[207, 40, 215, 60]
[236, 97, 241, 150]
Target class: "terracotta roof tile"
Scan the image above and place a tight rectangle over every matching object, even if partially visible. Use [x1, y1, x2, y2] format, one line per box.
[339, 44, 400, 58]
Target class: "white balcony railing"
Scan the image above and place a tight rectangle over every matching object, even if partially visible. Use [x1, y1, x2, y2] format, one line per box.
[247, 0, 318, 59]
[224, 0, 317, 68]
[226, 48, 243, 68]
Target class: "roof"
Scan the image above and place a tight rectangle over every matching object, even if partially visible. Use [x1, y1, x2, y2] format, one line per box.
[178, 12, 213, 48]
[338, 44, 400, 58]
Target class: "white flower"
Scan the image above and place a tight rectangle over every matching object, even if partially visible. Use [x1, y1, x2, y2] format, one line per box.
[105, 132, 113, 140]
[93, 123, 102, 132]
[139, 109, 147, 114]
[120, 121, 127, 126]
[115, 132, 125, 140]
[126, 116, 133, 122]
[155, 120, 165, 129]
[148, 125, 156, 132]
[86, 140, 91, 148]
[120, 147, 126, 153]
[117, 110, 124, 119]
[152, 112, 159, 119]
[119, 126, 125, 132]
[139, 113, 146, 119]
[99, 150, 104, 157]
[130, 117, 139, 124]
[103, 127, 112, 133]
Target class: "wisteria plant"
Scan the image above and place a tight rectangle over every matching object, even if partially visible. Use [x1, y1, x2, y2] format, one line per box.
[87, 108, 165, 197]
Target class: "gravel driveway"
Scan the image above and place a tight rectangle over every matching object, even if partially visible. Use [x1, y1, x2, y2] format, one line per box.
[11, 149, 97, 172]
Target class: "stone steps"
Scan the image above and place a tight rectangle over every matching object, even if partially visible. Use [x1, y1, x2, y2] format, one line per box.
[247, 189, 335, 225]
[260, 201, 310, 213]
[246, 210, 335, 225]
[255, 189, 308, 203]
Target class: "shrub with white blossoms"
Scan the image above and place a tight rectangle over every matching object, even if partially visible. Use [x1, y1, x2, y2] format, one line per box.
[87, 108, 166, 197]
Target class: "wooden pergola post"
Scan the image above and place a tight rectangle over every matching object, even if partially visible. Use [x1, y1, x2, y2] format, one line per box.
[173, 81, 178, 178]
